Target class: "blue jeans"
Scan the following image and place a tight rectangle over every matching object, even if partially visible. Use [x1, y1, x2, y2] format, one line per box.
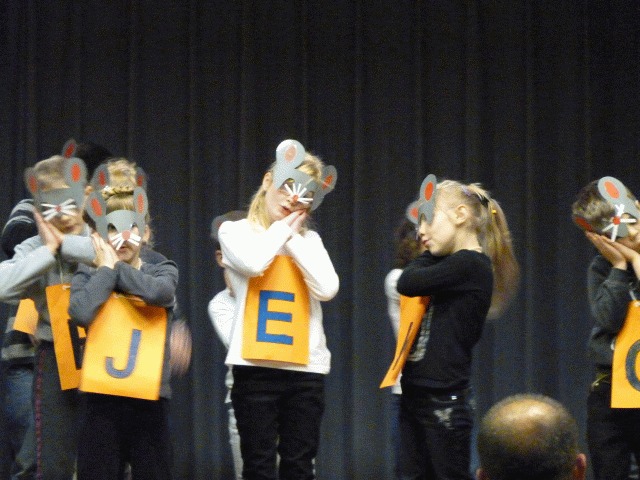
[34, 342, 81, 480]
[3, 365, 36, 480]
[398, 388, 473, 480]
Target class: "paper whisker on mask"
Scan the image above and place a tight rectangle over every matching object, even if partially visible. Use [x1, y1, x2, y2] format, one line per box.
[589, 176, 640, 241]
[41, 198, 77, 221]
[284, 183, 312, 205]
[602, 203, 637, 241]
[272, 139, 337, 211]
[110, 231, 142, 250]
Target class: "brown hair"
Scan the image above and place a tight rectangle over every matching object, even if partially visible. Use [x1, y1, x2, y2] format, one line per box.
[393, 219, 422, 269]
[570, 179, 633, 234]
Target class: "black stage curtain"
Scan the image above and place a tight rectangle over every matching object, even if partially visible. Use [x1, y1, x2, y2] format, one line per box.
[1, 1, 639, 478]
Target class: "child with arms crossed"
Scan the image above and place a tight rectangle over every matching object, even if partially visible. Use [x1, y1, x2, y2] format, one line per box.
[68, 183, 179, 480]
[218, 140, 338, 480]
[208, 210, 246, 480]
[396, 175, 519, 480]
[384, 202, 423, 478]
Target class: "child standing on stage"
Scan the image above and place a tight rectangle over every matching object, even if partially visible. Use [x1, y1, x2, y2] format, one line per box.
[384, 202, 423, 478]
[217, 139, 338, 480]
[208, 210, 247, 480]
[0, 154, 96, 479]
[395, 175, 519, 480]
[68, 180, 178, 480]
[572, 177, 640, 480]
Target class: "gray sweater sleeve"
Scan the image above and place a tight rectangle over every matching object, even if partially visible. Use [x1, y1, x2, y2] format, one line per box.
[68, 264, 118, 327]
[0, 238, 56, 301]
[0, 234, 95, 302]
[114, 260, 178, 308]
[68, 260, 178, 327]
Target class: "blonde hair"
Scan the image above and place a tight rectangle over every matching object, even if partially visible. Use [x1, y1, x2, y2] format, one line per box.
[247, 153, 324, 230]
[102, 185, 138, 214]
[32, 155, 71, 190]
[437, 180, 520, 319]
[105, 158, 139, 190]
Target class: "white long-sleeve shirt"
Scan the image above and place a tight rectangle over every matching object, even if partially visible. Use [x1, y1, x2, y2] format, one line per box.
[384, 268, 403, 394]
[218, 218, 339, 374]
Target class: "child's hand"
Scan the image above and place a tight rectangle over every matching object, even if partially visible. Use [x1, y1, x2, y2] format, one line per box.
[35, 210, 64, 254]
[586, 232, 627, 270]
[284, 210, 308, 235]
[91, 233, 118, 269]
[169, 319, 192, 377]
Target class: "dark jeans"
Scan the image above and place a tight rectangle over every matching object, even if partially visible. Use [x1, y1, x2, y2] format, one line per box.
[398, 388, 473, 480]
[77, 393, 172, 480]
[587, 377, 640, 480]
[3, 364, 36, 479]
[389, 393, 402, 479]
[34, 342, 81, 480]
[231, 366, 325, 480]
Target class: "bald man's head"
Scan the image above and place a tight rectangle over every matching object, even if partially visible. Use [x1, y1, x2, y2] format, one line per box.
[477, 394, 585, 480]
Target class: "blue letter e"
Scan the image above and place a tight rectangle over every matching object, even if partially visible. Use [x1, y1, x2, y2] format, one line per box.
[257, 291, 294, 345]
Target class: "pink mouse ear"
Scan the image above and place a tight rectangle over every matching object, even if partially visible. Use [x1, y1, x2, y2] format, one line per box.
[573, 215, 595, 232]
[89, 194, 105, 217]
[405, 200, 420, 225]
[275, 139, 306, 168]
[135, 167, 147, 190]
[24, 169, 40, 196]
[417, 174, 438, 225]
[320, 165, 337, 192]
[133, 188, 148, 215]
[90, 164, 110, 189]
[62, 139, 77, 158]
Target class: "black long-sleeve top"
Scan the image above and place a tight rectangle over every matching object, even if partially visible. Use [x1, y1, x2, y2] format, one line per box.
[396, 249, 493, 391]
[587, 254, 638, 368]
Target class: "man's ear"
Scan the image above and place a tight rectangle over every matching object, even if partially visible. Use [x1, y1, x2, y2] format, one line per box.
[573, 453, 587, 480]
[475, 467, 489, 480]
[262, 171, 273, 191]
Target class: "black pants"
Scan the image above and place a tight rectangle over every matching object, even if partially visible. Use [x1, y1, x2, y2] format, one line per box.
[231, 366, 324, 480]
[588, 377, 640, 480]
[398, 388, 473, 480]
[77, 393, 172, 480]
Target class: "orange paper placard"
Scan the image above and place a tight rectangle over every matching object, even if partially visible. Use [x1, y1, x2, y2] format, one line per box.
[80, 293, 167, 400]
[380, 295, 430, 388]
[612, 301, 640, 408]
[47, 284, 86, 390]
[242, 256, 310, 365]
[14, 299, 38, 334]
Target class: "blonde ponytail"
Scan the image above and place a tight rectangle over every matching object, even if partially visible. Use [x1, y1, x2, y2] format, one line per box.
[438, 181, 520, 318]
[483, 197, 520, 319]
